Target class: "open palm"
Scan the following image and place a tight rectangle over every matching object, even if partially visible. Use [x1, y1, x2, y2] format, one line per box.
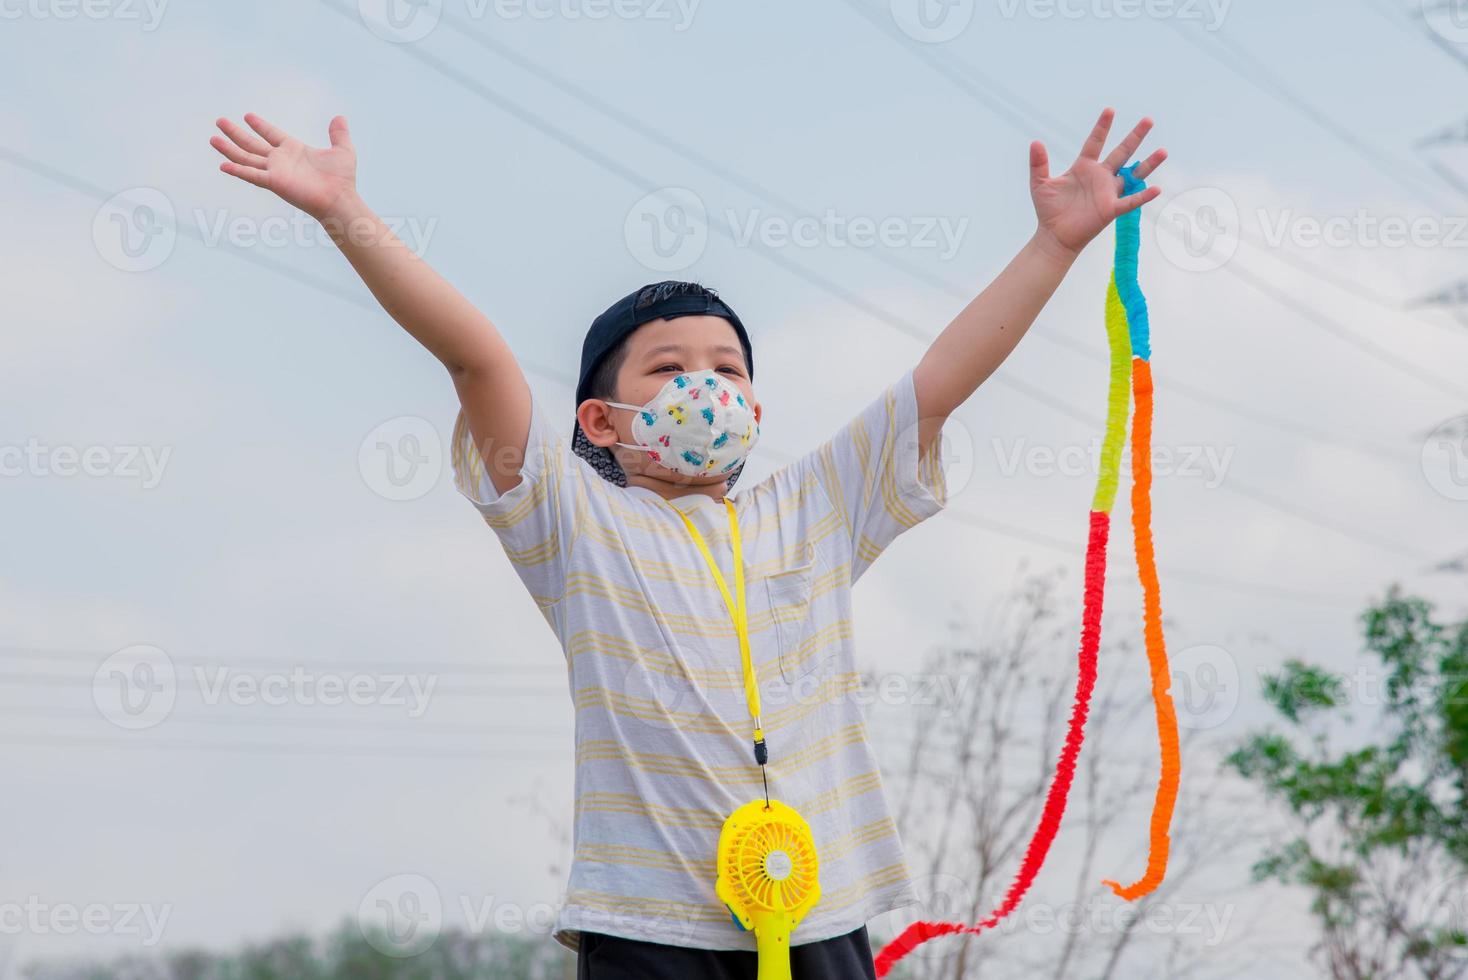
[1032, 108, 1167, 256]
[210, 113, 357, 220]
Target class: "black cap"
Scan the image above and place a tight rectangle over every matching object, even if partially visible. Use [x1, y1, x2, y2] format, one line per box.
[571, 282, 755, 488]
[575, 282, 754, 405]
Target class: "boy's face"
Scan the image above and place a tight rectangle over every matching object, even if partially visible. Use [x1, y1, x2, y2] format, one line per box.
[578, 315, 761, 490]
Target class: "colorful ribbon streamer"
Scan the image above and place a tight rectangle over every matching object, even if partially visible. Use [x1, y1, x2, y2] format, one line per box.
[1101, 165, 1181, 901]
[873, 164, 1180, 977]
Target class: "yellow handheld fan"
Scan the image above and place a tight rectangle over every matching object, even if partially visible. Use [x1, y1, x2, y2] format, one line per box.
[716, 799, 822, 980]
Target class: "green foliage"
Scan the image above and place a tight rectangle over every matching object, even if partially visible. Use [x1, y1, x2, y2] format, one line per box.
[1227, 588, 1468, 979]
[1260, 659, 1347, 722]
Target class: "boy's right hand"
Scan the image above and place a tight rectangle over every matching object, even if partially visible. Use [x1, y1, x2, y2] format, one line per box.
[211, 113, 358, 221]
[212, 112, 533, 495]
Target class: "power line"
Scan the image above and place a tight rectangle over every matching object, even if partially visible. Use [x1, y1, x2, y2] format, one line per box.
[1423, 154, 1468, 203]
[1034, 322, 1409, 461]
[1157, 17, 1455, 210]
[0, 703, 567, 738]
[1416, 119, 1468, 148]
[1359, 0, 1429, 38]
[0, 720, 1050, 762]
[1219, 479, 1432, 562]
[1219, 217, 1468, 339]
[0, 644, 564, 676]
[911, 24, 1468, 347]
[904, 37, 1468, 349]
[1400, 0, 1468, 72]
[830, 0, 1074, 144]
[1414, 276, 1468, 310]
[938, 509, 1363, 608]
[0, 146, 575, 391]
[1215, 246, 1463, 399]
[0, 731, 563, 761]
[831, 0, 1467, 394]
[0, 672, 563, 697]
[1365, 0, 1468, 206]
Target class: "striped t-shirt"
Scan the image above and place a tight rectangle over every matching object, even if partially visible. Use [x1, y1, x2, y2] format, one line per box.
[451, 368, 948, 952]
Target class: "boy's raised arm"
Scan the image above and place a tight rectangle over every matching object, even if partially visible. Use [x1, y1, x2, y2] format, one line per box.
[211, 113, 531, 496]
[913, 108, 1166, 453]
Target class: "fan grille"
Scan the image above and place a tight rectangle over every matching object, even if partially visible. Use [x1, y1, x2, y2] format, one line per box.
[723, 815, 818, 913]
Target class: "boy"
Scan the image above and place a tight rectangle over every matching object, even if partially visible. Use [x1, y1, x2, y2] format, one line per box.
[211, 107, 1163, 978]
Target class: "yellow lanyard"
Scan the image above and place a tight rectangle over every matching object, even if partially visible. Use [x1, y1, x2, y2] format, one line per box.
[664, 498, 768, 772]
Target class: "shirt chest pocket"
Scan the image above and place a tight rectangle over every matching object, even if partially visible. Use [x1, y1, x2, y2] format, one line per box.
[762, 543, 825, 684]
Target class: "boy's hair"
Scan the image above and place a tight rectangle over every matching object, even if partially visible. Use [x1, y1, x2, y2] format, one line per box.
[571, 280, 755, 489]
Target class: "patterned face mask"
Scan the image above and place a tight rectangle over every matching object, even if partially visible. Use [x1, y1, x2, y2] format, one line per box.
[605, 370, 760, 478]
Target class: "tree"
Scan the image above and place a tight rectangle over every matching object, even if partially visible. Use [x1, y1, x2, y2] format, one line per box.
[1228, 588, 1468, 980]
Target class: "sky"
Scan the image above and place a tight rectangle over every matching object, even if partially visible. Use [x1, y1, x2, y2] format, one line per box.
[2, 0, 1467, 976]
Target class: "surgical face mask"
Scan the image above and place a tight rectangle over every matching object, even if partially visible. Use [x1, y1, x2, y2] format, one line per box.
[605, 369, 760, 478]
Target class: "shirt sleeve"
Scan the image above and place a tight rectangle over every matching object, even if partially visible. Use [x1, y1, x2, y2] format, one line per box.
[793, 367, 948, 583]
[450, 389, 588, 609]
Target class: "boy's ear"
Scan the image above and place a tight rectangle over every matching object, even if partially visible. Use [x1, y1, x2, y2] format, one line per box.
[577, 399, 621, 448]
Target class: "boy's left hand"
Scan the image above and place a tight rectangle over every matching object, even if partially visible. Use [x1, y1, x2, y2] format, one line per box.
[1030, 108, 1167, 259]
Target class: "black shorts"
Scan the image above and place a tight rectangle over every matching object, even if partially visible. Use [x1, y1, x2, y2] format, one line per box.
[576, 926, 878, 979]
